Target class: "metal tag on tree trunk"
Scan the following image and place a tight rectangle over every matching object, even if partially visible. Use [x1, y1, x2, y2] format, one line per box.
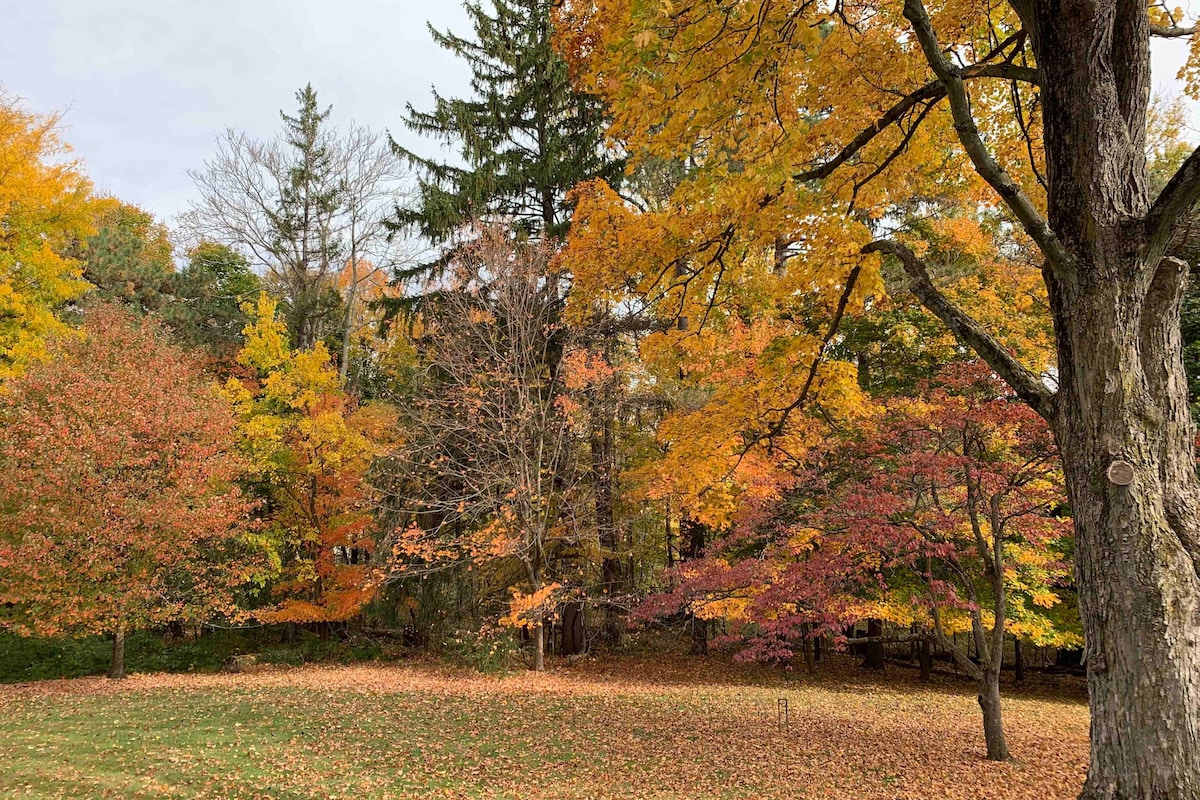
[1107, 460, 1135, 486]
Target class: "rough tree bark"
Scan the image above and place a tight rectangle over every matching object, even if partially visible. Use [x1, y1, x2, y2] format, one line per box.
[881, 1, 1200, 792]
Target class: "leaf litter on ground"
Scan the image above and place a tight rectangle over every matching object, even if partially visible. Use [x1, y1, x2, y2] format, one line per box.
[0, 654, 1088, 799]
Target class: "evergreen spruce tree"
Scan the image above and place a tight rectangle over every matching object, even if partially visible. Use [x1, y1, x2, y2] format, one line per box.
[80, 202, 175, 316]
[391, 0, 620, 260]
[273, 84, 345, 349]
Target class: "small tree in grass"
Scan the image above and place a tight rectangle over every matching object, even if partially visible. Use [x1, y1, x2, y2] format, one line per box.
[0, 305, 260, 678]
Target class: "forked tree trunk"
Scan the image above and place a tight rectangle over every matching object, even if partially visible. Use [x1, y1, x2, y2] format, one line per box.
[1027, 8, 1200, 795]
[108, 626, 126, 680]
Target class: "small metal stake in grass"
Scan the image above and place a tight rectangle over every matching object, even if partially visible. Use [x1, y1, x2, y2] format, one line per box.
[777, 698, 789, 731]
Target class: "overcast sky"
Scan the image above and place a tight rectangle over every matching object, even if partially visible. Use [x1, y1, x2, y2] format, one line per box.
[0, 0, 473, 222]
[1, 0, 1196, 227]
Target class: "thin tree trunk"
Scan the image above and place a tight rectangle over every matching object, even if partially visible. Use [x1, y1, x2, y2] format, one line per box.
[108, 626, 126, 680]
[593, 407, 622, 647]
[532, 622, 545, 672]
[1014, 637, 1025, 686]
[802, 624, 815, 674]
[681, 516, 709, 656]
[919, 637, 932, 683]
[978, 669, 1010, 761]
[339, 275, 356, 381]
[690, 616, 708, 656]
[665, 508, 677, 570]
[861, 619, 885, 670]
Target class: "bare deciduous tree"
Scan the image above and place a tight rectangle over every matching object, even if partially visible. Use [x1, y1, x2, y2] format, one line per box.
[377, 225, 583, 671]
[181, 85, 410, 362]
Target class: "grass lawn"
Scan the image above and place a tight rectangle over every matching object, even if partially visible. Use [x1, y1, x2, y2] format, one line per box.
[0, 657, 1088, 799]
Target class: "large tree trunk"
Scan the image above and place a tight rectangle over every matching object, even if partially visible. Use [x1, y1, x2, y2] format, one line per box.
[108, 626, 126, 680]
[1029, 8, 1200, 795]
[1050, 270, 1200, 797]
[561, 600, 585, 656]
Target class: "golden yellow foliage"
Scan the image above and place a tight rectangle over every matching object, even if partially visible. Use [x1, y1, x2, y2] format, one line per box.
[0, 91, 95, 380]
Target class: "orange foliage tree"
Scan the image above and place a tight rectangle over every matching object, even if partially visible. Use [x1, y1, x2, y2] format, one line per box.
[0, 306, 259, 678]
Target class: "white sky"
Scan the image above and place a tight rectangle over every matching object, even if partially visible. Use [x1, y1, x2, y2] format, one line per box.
[0, 0, 473, 221]
[0, 0, 1196, 225]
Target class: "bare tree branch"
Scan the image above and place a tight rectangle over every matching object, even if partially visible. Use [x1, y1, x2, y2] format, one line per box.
[1151, 24, 1196, 37]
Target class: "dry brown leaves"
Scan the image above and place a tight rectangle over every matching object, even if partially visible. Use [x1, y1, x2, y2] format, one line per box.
[0, 655, 1088, 799]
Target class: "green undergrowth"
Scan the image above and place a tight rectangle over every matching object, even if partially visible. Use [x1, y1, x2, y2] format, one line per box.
[0, 630, 391, 683]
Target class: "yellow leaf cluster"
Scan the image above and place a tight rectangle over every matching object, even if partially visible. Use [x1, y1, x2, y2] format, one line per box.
[0, 91, 95, 380]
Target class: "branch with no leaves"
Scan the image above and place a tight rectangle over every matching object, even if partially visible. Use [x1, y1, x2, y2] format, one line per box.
[1151, 24, 1196, 37]
[862, 239, 1057, 422]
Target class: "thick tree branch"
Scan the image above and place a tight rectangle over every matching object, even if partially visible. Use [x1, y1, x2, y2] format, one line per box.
[863, 240, 1057, 422]
[902, 0, 1073, 274]
[1151, 24, 1196, 37]
[1146, 143, 1200, 264]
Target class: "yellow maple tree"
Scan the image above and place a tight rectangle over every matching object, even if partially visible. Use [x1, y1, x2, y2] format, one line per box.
[0, 91, 95, 380]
